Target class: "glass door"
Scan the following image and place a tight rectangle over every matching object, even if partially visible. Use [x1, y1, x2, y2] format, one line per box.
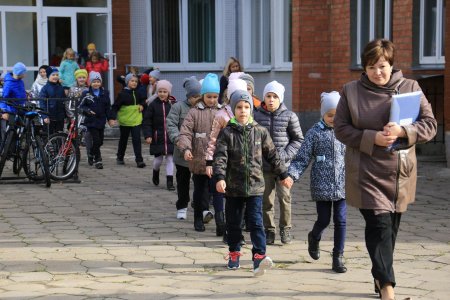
[42, 9, 113, 94]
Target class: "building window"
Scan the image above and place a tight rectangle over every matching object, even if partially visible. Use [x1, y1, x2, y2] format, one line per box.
[241, 0, 292, 71]
[149, 0, 221, 69]
[419, 0, 445, 64]
[351, 0, 391, 67]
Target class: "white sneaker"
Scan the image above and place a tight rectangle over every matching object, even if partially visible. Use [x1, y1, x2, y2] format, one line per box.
[177, 208, 187, 220]
[202, 210, 214, 223]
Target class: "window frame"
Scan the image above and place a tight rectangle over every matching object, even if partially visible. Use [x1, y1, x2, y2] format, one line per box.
[353, 0, 391, 67]
[147, 0, 224, 71]
[419, 0, 445, 64]
[241, 0, 292, 72]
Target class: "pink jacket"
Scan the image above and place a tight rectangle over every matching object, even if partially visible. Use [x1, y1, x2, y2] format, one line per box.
[205, 105, 234, 162]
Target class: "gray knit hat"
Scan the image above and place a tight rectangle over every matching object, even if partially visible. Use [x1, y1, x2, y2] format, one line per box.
[239, 73, 255, 93]
[183, 76, 202, 98]
[230, 89, 253, 114]
[125, 73, 138, 86]
[320, 91, 340, 116]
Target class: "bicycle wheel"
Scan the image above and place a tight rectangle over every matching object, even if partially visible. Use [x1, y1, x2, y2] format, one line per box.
[0, 130, 15, 178]
[22, 135, 51, 187]
[12, 134, 26, 175]
[45, 132, 80, 181]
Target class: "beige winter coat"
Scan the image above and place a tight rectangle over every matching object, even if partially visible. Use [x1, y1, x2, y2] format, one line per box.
[334, 70, 437, 212]
[177, 101, 221, 174]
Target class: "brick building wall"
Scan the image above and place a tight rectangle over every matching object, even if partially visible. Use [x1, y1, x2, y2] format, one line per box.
[112, 0, 131, 96]
[292, 0, 449, 161]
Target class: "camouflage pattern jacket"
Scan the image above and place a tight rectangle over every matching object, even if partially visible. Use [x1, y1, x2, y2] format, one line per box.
[213, 118, 288, 198]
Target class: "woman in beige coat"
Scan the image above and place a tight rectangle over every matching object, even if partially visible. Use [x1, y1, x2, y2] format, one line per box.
[334, 39, 437, 300]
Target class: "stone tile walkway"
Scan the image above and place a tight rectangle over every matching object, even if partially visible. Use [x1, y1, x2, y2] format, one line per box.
[0, 140, 449, 299]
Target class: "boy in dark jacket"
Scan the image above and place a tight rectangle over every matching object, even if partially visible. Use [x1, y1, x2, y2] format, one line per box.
[253, 80, 304, 245]
[111, 73, 146, 168]
[213, 89, 292, 276]
[39, 66, 67, 135]
[79, 71, 115, 169]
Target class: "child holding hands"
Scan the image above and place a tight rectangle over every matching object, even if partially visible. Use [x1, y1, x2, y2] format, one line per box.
[213, 89, 292, 276]
[287, 91, 347, 273]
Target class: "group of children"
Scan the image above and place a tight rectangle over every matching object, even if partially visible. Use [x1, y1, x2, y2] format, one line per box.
[0, 56, 348, 277]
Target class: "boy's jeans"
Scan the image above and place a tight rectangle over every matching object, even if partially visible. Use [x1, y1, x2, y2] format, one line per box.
[226, 195, 266, 257]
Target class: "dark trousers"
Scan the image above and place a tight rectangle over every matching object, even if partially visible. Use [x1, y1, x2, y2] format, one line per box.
[175, 164, 191, 210]
[88, 127, 104, 162]
[46, 120, 65, 136]
[360, 209, 402, 288]
[226, 196, 265, 257]
[192, 174, 211, 219]
[311, 199, 347, 254]
[117, 125, 143, 162]
[209, 177, 225, 212]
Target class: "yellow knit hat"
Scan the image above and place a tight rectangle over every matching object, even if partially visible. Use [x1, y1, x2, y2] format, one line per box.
[74, 69, 88, 79]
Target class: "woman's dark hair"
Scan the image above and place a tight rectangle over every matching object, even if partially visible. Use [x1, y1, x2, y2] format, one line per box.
[39, 64, 49, 71]
[361, 39, 395, 69]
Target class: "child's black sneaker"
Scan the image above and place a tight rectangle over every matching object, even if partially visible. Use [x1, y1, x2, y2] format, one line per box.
[253, 254, 273, 276]
[136, 161, 146, 168]
[94, 161, 103, 169]
[116, 158, 125, 165]
[226, 251, 241, 270]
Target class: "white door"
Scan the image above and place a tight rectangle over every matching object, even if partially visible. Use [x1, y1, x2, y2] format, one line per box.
[41, 9, 114, 95]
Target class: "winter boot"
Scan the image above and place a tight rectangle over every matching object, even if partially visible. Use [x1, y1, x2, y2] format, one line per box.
[194, 215, 205, 232]
[167, 176, 175, 191]
[152, 169, 160, 186]
[215, 211, 226, 237]
[332, 251, 347, 273]
[308, 231, 320, 260]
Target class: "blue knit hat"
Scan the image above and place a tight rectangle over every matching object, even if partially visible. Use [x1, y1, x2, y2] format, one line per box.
[46, 66, 59, 78]
[12, 62, 27, 76]
[200, 73, 220, 95]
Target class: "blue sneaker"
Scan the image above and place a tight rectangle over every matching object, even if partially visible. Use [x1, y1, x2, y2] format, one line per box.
[253, 254, 273, 276]
[226, 251, 241, 270]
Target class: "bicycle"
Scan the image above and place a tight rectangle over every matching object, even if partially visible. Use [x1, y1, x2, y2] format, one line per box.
[0, 101, 51, 187]
[45, 117, 81, 181]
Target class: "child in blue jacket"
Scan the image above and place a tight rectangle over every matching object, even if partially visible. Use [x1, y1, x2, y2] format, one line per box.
[287, 91, 347, 273]
[39, 66, 67, 135]
[0, 62, 27, 140]
[79, 71, 116, 169]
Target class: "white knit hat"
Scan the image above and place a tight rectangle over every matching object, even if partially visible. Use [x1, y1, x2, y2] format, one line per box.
[263, 81, 285, 103]
[320, 91, 340, 116]
[229, 72, 245, 81]
[227, 79, 248, 100]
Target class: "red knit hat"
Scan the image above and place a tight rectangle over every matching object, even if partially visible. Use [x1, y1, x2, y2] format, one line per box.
[140, 73, 150, 85]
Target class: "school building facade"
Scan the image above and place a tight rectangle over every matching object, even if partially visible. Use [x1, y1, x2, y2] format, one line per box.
[292, 0, 449, 164]
[1, 0, 449, 165]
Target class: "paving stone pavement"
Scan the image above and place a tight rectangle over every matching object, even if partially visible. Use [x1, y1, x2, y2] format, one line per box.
[0, 139, 449, 300]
